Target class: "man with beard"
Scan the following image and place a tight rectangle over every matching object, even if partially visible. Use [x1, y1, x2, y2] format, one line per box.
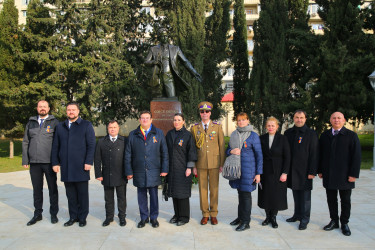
[51, 102, 96, 227]
[22, 100, 59, 226]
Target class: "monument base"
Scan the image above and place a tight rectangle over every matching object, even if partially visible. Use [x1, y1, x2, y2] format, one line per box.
[150, 99, 182, 135]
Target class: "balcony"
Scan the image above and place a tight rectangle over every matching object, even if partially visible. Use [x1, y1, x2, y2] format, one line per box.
[244, 0, 260, 5]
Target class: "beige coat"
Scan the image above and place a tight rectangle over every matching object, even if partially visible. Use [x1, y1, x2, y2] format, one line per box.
[191, 121, 226, 169]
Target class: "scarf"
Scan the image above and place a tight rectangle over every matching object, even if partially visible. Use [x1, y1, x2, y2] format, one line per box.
[222, 125, 252, 180]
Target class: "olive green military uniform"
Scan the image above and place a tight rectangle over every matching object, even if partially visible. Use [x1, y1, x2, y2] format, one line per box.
[191, 120, 225, 217]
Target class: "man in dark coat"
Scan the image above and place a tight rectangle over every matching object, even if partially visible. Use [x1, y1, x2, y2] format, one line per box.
[94, 120, 128, 227]
[284, 110, 319, 230]
[51, 102, 96, 227]
[125, 111, 169, 228]
[318, 112, 361, 236]
[22, 100, 59, 226]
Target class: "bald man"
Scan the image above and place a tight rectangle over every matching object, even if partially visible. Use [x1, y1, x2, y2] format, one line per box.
[318, 112, 361, 236]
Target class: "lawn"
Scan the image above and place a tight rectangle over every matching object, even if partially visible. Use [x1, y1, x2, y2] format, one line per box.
[0, 135, 373, 173]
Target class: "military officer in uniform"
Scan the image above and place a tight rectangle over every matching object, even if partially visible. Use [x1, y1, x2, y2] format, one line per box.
[191, 101, 225, 225]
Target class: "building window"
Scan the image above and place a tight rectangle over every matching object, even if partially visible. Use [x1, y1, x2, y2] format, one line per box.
[141, 7, 151, 14]
[226, 82, 234, 91]
[22, 10, 27, 17]
[227, 68, 234, 77]
[229, 9, 234, 15]
[22, 0, 29, 5]
[247, 25, 253, 31]
[247, 40, 254, 51]
[245, 9, 254, 15]
[248, 56, 253, 62]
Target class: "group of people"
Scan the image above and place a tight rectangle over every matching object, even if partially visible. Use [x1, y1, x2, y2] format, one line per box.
[22, 100, 361, 237]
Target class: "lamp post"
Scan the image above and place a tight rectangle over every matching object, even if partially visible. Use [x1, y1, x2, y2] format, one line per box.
[369, 70, 375, 171]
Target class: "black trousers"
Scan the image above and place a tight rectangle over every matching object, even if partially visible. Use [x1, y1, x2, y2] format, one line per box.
[172, 198, 190, 223]
[237, 190, 252, 224]
[326, 189, 352, 224]
[64, 181, 89, 222]
[265, 209, 278, 217]
[29, 163, 59, 216]
[292, 190, 311, 224]
[104, 184, 127, 219]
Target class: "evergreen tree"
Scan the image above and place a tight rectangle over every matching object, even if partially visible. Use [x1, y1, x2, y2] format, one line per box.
[286, 0, 318, 127]
[203, 0, 231, 120]
[248, 0, 290, 133]
[313, 0, 375, 132]
[231, 0, 249, 117]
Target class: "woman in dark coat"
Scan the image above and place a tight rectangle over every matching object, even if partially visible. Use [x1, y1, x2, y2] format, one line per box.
[258, 117, 290, 228]
[227, 112, 263, 231]
[166, 113, 197, 226]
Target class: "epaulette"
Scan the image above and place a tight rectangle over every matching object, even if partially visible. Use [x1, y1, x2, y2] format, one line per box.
[192, 123, 199, 126]
[212, 121, 221, 125]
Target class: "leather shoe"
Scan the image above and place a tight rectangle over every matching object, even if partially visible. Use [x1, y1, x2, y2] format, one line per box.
[262, 217, 270, 226]
[270, 217, 278, 229]
[150, 219, 159, 228]
[341, 224, 351, 236]
[286, 216, 299, 222]
[51, 215, 58, 224]
[177, 221, 187, 226]
[102, 218, 113, 227]
[119, 218, 126, 227]
[235, 223, 250, 231]
[298, 222, 307, 230]
[64, 218, 78, 227]
[27, 215, 42, 226]
[211, 217, 218, 225]
[200, 217, 209, 225]
[323, 220, 339, 231]
[137, 218, 149, 228]
[230, 218, 241, 226]
[169, 216, 178, 224]
[79, 220, 87, 227]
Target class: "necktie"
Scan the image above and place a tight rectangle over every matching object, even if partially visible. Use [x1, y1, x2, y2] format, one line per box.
[334, 130, 339, 136]
[112, 138, 116, 143]
[40, 119, 44, 128]
[204, 124, 207, 133]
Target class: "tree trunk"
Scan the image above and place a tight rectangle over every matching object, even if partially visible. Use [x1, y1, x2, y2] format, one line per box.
[9, 138, 14, 159]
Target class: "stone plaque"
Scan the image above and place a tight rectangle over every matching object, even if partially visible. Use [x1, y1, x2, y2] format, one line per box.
[150, 99, 182, 135]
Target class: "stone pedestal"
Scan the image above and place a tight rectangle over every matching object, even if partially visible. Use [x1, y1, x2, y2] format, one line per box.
[150, 99, 182, 135]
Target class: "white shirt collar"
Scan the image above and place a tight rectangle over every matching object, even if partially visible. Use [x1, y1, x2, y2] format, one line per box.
[202, 120, 210, 128]
[38, 115, 48, 122]
[109, 135, 118, 141]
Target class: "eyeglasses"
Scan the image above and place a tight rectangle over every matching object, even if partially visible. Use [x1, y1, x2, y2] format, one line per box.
[200, 110, 210, 114]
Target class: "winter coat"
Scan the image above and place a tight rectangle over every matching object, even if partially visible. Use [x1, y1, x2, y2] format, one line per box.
[166, 127, 197, 199]
[22, 115, 59, 165]
[318, 127, 361, 190]
[258, 133, 290, 210]
[284, 125, 319, 190]
[227, 131, 263, 193]
[51, 118, 96, 182]
[94, 135, 128, 187]
[124, 124, 169, 188]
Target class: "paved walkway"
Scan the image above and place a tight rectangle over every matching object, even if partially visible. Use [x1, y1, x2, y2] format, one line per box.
[1, 170, 375, 249]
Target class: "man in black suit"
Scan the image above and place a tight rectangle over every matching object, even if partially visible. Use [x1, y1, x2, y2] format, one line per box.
[94, 120, 128, 227]
[318, 112, 361, 236]
[284, 110, 319, 230]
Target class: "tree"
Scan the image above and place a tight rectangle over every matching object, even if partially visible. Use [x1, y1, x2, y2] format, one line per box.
[286, 0, 319, 127]
[313, 0, 375, 133]
[248, 0, 290, 133]
[202, 0, 231, 120]
[0, 0, 24, 158]
[231, 0, 250, 117]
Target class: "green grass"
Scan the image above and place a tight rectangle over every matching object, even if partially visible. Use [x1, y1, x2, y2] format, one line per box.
[0, 135, 373, 173]
[0, 139, 24, 173]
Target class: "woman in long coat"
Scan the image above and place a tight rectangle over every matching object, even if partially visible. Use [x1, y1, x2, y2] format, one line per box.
[227, 112, 263, 231]
[166, 113, 197, 226]
[258, 117, 290, 228]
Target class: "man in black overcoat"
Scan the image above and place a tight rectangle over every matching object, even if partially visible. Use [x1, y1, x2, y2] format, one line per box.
[94, 120, 128, 227]
[318, 112, 361, 236]
[284, 110, 319, 230]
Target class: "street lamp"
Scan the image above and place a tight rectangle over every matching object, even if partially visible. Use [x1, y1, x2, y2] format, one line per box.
[369, 70, 375, 171]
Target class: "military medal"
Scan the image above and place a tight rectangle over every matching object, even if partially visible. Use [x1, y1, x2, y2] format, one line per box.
[244, 141, 247, 148]
[209, 133, 214, 140]
[46, 125, 50, 133]
[153, 136, 158, 143]
[298, 137, 302, 143]
[178, 139, 183, 146]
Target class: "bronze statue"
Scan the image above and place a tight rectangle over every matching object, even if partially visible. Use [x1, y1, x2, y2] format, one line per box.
[145, 28, 202, 98]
